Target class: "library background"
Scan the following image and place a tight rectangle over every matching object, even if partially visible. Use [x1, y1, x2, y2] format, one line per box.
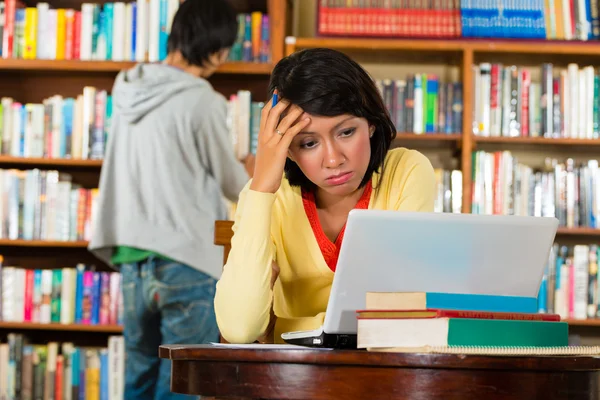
[0, 0, 596, 396]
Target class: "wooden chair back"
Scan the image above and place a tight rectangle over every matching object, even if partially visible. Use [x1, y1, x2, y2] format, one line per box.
[214, 220, 234, 266]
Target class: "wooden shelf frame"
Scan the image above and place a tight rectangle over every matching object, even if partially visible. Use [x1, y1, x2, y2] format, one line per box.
[0, 321, 122, 333]
[286, 36, 600, 217]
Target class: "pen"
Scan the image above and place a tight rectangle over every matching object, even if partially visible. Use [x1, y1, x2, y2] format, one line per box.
[272, 92, 278, 107]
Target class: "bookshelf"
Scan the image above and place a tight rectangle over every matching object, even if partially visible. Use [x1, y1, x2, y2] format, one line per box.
[283, 35, 600, 342]
[0, 0, 288, 358]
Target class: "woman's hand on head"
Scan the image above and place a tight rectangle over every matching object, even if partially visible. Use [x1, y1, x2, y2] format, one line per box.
[249, 93, 311, 194]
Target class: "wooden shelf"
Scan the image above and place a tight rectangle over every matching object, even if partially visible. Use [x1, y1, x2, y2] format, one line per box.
[0, 59, 273, 74]
[0, 156, 103, 168]
[0, 321, 122, 333]
[556, 228, 600, 236]
[395, 133, 462, 141]
[0, 240, 89, 247]
[565, 319, 600, 327]
[474, 136, 600, 146]
[292, 37, 600, 56]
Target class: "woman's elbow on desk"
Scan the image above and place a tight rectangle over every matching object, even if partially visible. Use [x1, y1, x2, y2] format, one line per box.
[214, 287, 271, 344]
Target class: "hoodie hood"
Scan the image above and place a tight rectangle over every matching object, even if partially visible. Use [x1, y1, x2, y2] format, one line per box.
[112, 63, 208, 124]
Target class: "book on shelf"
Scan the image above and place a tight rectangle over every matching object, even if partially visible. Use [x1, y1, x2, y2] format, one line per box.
[471, 151, 599, 229]
[539, 243, 600, 320]
[375, 76, 463, 135]
[228, 12, 271, 63]
[0, 333, 124, 399]
[358, 291, 568, 352]
[0, 168, 98, 241]
[1, 86, 111, 161]
[473, 63, 600, 140]
[434, 168, 462, 214]
[1, 263, 123, 326]
[0, 0, 271, 63]
[316, 0, 594, 41]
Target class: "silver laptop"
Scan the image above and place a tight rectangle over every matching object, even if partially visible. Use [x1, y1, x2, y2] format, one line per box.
[281, 209, 559, 348]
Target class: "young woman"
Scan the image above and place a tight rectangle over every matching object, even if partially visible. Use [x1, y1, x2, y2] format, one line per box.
[214, 48, 437, 344]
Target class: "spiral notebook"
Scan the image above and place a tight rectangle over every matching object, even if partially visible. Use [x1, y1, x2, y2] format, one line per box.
[367, 346, 600, 356]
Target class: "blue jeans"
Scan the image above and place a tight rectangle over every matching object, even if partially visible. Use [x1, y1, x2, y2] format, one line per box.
[120, 256, 219, 400]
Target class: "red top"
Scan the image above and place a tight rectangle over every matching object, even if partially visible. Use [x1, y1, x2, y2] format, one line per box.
[302, 180, 373, 272]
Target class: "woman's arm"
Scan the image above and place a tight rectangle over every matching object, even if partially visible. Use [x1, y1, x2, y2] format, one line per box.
[214, 182, 278, 343]
[390, 150, 437, 212]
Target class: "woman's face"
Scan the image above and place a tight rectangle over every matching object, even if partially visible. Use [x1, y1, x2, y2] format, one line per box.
[288, 112, 373, 197]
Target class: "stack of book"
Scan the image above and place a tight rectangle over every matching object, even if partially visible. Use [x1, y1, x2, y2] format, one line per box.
[356, 291, 568, 353]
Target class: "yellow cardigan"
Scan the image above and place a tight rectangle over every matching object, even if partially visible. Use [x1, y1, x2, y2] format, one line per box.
[214, 147, 437, 344]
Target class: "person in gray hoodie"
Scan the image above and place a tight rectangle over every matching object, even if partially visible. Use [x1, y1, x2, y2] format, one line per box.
[88, 0, 252, 398]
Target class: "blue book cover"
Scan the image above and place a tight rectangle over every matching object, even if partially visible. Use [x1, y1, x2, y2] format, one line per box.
[91, 272, 101, 324]
[131, 2, 137, 60]
[104, 3, 114, 60]
[100, 350, 109, 400]
[74, 264, 85, 323]
[422, 292, 538, 313]
[159, 0, 168, 60]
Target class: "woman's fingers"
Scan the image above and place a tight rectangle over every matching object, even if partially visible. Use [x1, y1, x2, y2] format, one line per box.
[273, 105, 304, 137]
[262, 99, 291, 142]
[271, 116, 311, 149]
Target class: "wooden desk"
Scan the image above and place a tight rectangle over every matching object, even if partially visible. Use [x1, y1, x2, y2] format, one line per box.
[159, 344, 600, 399]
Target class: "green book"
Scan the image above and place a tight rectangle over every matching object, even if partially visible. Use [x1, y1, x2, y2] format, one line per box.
[357, 318, 568, 349]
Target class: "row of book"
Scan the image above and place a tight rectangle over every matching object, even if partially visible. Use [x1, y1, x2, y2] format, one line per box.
[1, 87, 110, 160]
[0, 168, 98, 242]
[375, 76, 463, 135]
[0, 334, 124, 400]
[434, 168, 462, 214]
[227, 90, 261, 162]
[0, 0, 272, 63]
[357, 291, 568, 352]
[539, 243, 600, 320]
[317, 0, 594, 41]
[473, 63, 600, 140]
[1, 263, 122, 326]
[471, 151, 599, 229]
[228, 12, 270, 63]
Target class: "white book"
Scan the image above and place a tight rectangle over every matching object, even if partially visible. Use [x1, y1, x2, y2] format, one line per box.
[50, 96, 63, 158]
[109, 336, 125, 400]
[40, 269, 53, 323]
[567, 63, 578, 139]
[167, 0, 179, 32]
[124, 3, 133, 61]
[574, 245, 590, 319]
[10, 104, 21, 157]
[81, 87, 96, 160]
[148, 0, 160, 61]
[1, 267, 16, 321]
[1, 97, 12, 154]
[62, 343, 74, 400]
[135, 0, 149, 62]
[112, 2, 126, 61]
[236, 91, 251, 160]
[413, 74, 423, 134]
[36, 3, 50, 59]
[80, 4, 95, 60]
[478, 63, 491, 137]
[46, 9, 57, 61]
[60, 268, 73, 324]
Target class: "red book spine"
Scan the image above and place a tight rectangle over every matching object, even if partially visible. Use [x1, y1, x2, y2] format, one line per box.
[55, 355, 64, 400]
[73, 11, 82, 60]
[23, 269, 34, 322]
[2, 0, 15, 58]
[357, 309, 563, 321]
[521, 69, 531, 137]
[65, 10, 74, 60]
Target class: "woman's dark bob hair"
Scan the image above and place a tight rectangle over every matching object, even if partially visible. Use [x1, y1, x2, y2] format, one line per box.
[268, 47, 397, 191]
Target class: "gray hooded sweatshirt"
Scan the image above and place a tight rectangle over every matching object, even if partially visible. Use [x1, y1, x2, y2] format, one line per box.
[88, 63, 249, 278]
